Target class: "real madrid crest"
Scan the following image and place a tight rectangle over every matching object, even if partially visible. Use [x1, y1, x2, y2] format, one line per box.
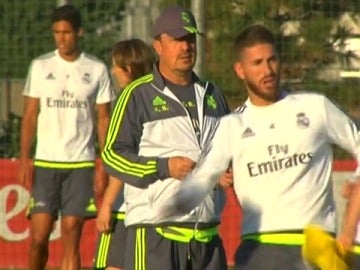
[82, 73, 91, 84]
[296, 112, 310, 128]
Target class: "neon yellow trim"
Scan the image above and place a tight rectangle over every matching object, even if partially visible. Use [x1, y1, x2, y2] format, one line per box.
[353, 244, 360, 254]
[135, 228, 145, 270]
[102, 74, 159, 178]
[26, 197, 34, 216]
[184, 26, 199, 34]
[112, 212, 125, 220]
[105, 74, 152, 143]
[155, 226, 218, 243]
[94, 233, 111, 268]
[242, 232, 304, 245]
[34, 160, 95, 169]
[102, 150, 157, 177]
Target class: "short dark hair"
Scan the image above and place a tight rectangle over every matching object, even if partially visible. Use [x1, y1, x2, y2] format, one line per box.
[52, 4, 82, 31]
[233, 24, 275, 60]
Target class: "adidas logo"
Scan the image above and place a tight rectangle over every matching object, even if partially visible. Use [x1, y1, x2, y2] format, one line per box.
[242, 127, 255, 138]
[153, 96, 167, 106]
[35, 201, 46, 207]
[46, 73, 55, 80]
[86, 198, 97, 213]
[153, 96, 169, 112]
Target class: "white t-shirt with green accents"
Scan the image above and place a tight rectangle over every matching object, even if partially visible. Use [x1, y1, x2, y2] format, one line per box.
[159, 91, 360, 236]
[23, 50, 115, 163]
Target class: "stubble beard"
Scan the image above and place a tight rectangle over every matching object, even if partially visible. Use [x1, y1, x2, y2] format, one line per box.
[247, 78, 280, 103]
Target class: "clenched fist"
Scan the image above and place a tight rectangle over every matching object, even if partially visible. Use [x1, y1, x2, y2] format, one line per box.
[168, 156, 196, 180]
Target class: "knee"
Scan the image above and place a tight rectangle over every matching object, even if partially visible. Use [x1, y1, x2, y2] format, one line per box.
[61, 217, 85, 237]
[30, 232, 50, 250]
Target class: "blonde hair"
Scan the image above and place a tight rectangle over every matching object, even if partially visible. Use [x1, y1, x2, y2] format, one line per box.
[112, 38, 155, 81]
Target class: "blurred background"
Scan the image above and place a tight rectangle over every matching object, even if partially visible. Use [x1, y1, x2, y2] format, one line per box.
[1, 0, 360, 158]
[0, 0, 359, 268]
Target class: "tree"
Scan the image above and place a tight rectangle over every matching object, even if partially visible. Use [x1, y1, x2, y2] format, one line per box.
[0, 0, 126, 78]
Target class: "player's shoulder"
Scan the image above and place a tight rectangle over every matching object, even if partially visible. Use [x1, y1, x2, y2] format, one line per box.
[287, 90, 327, 102]
[220, 106, 245, 124]
[33, 51, 57, 63]
[129, 73, 154, 90]
[284, 90, 330, 107]
[122, 73, 154, 95]
[215, 111, 246, 137]
[82, 52, 107, 66]
[232, 103, 246, 114]
[28, 51, 57, 72]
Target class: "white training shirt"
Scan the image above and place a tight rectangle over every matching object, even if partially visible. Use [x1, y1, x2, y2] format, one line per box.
[23, 50, 115, 163]
[171, 91, 360, 236]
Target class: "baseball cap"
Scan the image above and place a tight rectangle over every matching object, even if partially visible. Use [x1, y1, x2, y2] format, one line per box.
[153, 6, 203, 38]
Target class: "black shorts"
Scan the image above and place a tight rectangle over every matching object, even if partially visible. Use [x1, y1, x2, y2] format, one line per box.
[28, 166, 96, 219]
[235, 240, 310, 270]
[94, 215, 126, 269]
[124, 226, 227, 270]
[349, 251, 360, 270]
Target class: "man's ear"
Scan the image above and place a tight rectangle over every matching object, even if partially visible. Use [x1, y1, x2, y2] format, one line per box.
[233, 61, 245, 80]
[153, 38, 162, 56]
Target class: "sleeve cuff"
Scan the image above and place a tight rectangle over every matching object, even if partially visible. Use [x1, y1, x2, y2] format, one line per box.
[157, 157, 170, 180]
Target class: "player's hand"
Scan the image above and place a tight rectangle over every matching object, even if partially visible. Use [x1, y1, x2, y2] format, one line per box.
[168, 156, 196, 180]
[302, 224, 349, 270]
[19, 157, 33, 190]
[96, 203, 112, 233]
[337, 233, 353, 251]
[218, 167, 233, 188]
[94, 162, 108, 197]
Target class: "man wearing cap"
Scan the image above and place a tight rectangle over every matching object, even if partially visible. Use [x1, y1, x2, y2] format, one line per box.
[101, 5, 231, 270]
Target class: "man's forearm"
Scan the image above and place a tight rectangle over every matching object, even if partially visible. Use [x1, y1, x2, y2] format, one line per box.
[339, 181, 360, 248]
[20, 117, 37, 160]
[102, 176, 124, 208]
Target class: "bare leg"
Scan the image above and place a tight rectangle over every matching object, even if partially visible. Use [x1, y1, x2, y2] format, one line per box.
[29, 213, 55, 270]
[60, 216, 85, 270]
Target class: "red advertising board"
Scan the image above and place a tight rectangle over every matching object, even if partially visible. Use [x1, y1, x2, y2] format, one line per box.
[0, 159, 355, 268]
[0, 159, 97, 268]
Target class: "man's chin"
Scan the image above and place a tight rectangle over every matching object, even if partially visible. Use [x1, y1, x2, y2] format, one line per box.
[176, 65, 194, 74]
[263, 86, 279, 96]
